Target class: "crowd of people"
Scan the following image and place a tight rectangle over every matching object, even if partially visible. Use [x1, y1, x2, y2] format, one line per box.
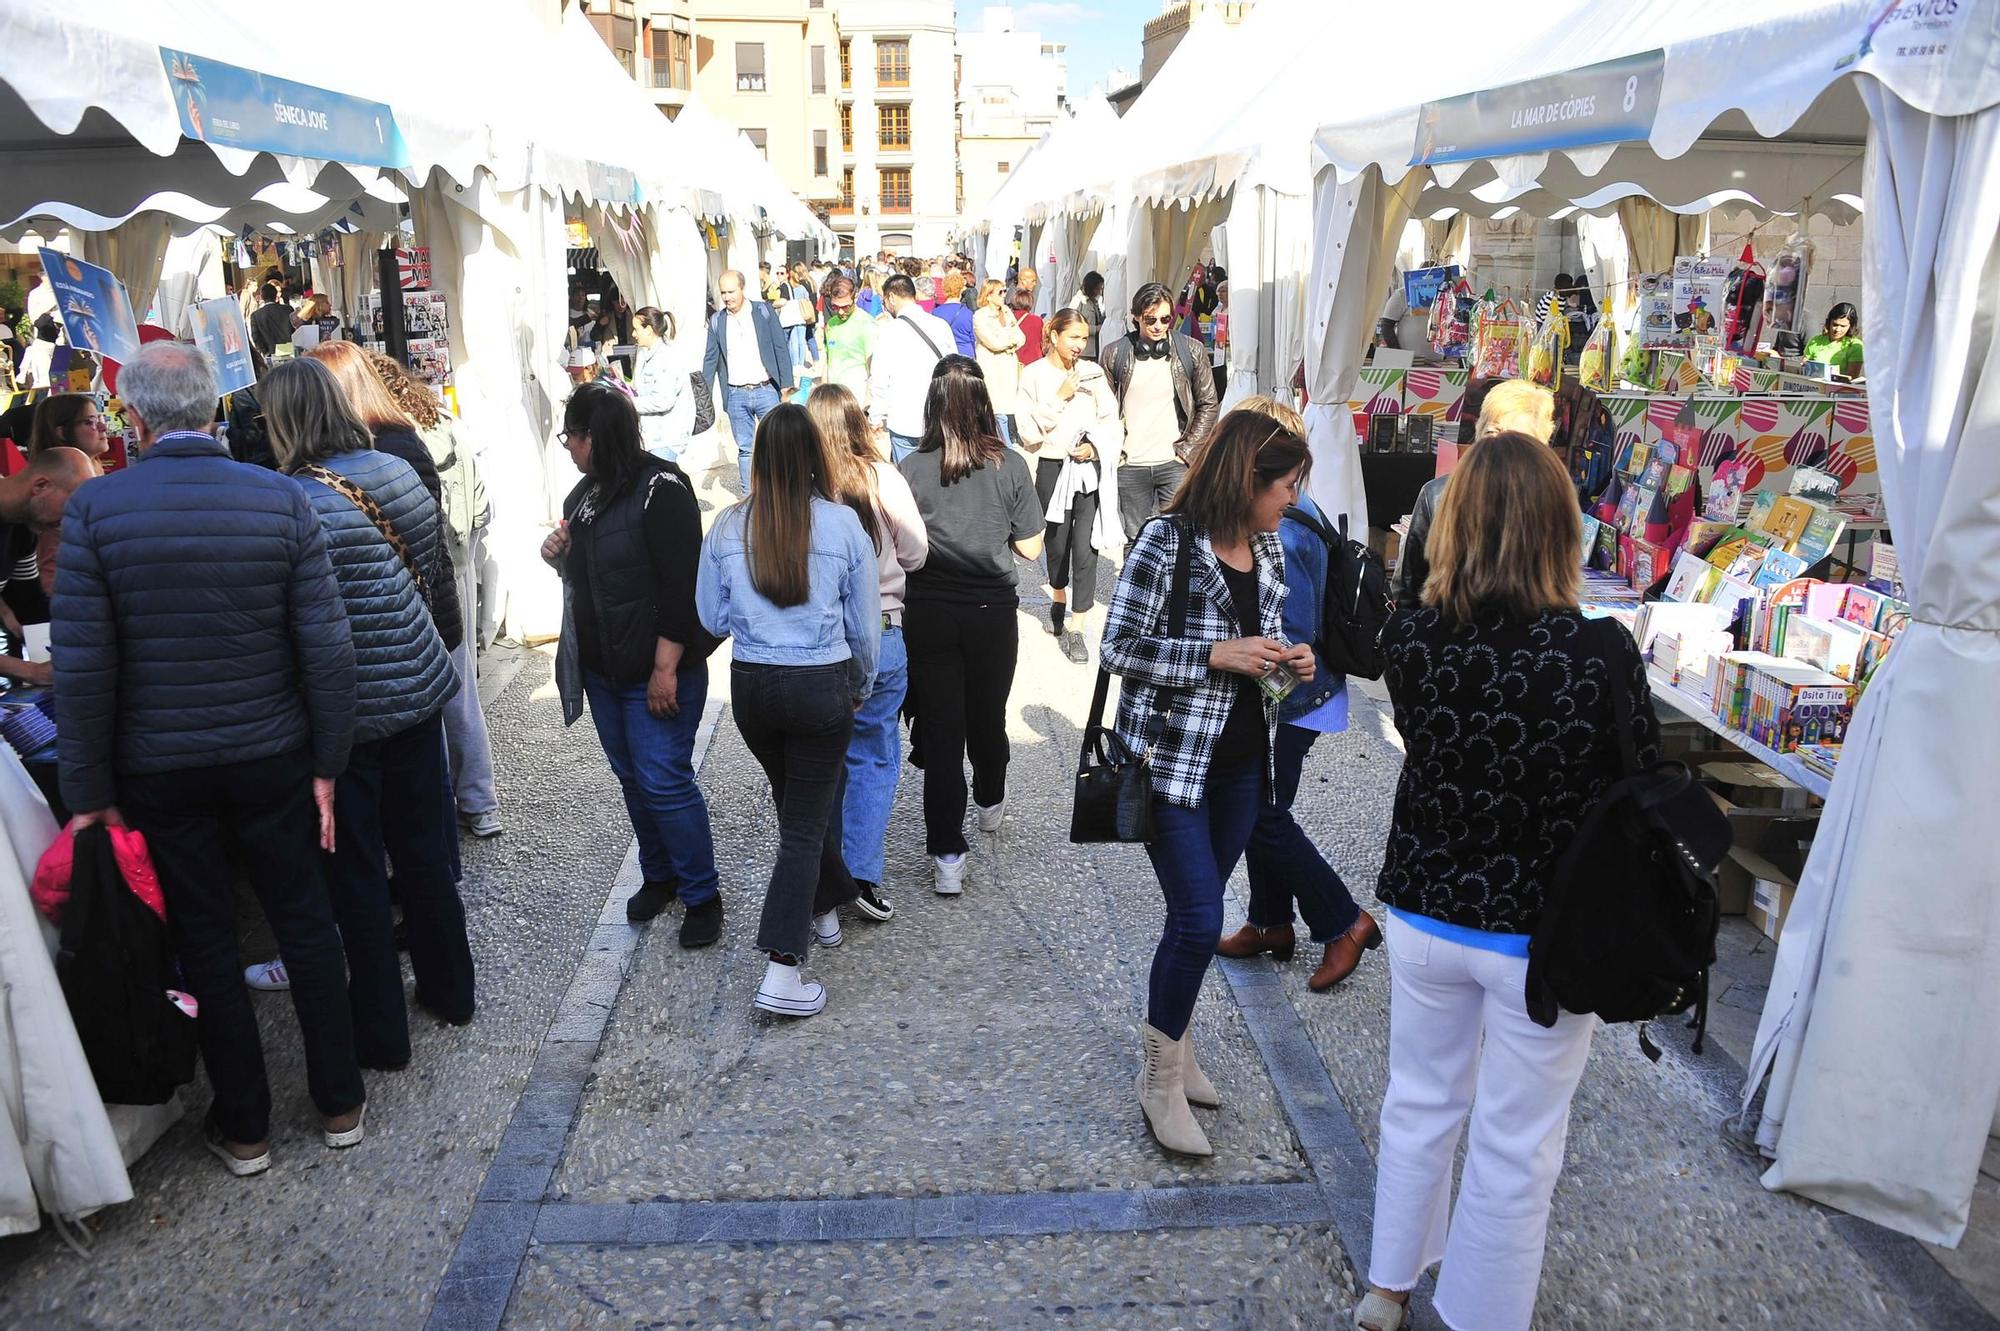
[8, 240, 1666, 1331]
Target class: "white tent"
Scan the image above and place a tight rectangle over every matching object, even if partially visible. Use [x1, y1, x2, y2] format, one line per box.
[1288, 0, 2000, 1246]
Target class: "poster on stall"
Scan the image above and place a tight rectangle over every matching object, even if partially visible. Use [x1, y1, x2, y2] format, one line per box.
[1662, 256, 1729, 352]
[1635, 272, 1675, 350]
[395, 248, 431, 291]
[36, 249, 141, 367]
[1403, 266, 1461, 311]
[406, 339, 450, 388]
[402, 291, 449, 338]
[188, 297, 257, 394]
[161, 48, 407, 168]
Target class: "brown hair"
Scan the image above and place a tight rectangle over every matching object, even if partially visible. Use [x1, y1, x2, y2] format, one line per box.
[1165, 408, 1310, 544]
[744, 403, 828, 608]
[1422, 430, 1581, 625]
[27, 393, 100, 457]
[806, 383, 882, 550]
[1042, 307, 1086, 353]
[365, 350, 442, 429]
[306, 340, 413, 433]
[261, 358, 374, 471]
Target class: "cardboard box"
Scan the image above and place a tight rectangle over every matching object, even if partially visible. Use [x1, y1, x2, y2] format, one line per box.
[1747, 871, 1796, 940]
[1348, 367, 1406, 437]
[1403, 367, 1467, 422]
[1706, 788, 1819, 914]
[1700, 760, 1802, 808]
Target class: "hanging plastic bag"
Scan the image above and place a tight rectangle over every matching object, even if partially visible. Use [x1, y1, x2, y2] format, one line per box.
[1578, 297, 1617, 390]
[1472, 290, 1523, 379]
[1724, 243, 1767, 354]
[1759, 227, 1813, 339]
[1527, 291, 1569, 389]
[1430, 275, 1474, 360]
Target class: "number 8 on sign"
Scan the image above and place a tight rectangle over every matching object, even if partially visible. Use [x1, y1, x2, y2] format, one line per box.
[1623, 77, 1638, 113]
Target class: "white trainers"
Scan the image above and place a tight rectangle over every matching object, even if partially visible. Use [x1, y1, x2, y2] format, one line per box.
[244, 960, 290, 991]
[753, 960, 827, 1017]
[812, 909, 843, 948]
[975, 800, 1006, 834]
[932, 853, 967, 896]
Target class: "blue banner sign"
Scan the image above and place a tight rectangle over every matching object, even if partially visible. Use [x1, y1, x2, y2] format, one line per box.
[161, 48, 409, 169]
[36, 249, 141, 367]
[1404, 265, 1461, 311]
[187, 298, 257, 395]
[1412, 50, 1665, 167]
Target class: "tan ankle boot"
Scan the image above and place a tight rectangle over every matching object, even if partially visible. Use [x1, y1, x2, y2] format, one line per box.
[1137, 1023, 1212, 1157]
[1180, 1025, 1219, 1109]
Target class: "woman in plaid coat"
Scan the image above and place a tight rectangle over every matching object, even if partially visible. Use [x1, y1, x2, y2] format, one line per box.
[1100, 411, 1316, 1158]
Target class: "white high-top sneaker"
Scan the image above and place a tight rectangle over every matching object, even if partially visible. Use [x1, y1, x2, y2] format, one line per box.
[932, 852, 967, 895]
[975, 799, 1005, 834]
[754, 960, 827, 1017]
[812, 909, 843, 948]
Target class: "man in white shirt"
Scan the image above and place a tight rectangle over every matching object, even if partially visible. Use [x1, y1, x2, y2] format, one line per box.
[702, 269, 791, 493]
[866, 275, 953, 463]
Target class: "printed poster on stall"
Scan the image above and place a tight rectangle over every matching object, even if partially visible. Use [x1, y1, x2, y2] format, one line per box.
[403, 291, 449, 339]
[36, 249, 141, 367]
[188, 297, 257, 394]
[1663, 256, 1729, 352]
[406, 339, 451, 388]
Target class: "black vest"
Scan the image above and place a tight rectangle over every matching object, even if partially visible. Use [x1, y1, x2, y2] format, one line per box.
[564, 457, 696, 685]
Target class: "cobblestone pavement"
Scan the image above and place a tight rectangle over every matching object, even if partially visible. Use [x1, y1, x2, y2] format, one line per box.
[0, 545, 1989, 1330]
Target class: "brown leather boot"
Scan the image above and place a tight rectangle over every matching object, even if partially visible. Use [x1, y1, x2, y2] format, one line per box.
[1216, 922, 1296, 962]
[1309, 910, 1383, 992]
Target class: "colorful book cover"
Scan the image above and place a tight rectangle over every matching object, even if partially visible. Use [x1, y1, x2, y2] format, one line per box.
[1761, 496, 1817, 550]
[1578, 513, 1602, 565]
[1839, 587, 1884, 631]
[1795, 507, 1847, 565]
[1664, 550, 1719, 602]
[1614, 484, 1646, 533]
[1751, 549, 1808, 591]
[1639, 456, 1670, 491]
[1594, 519, 1621, 567]
[1745, 491, 1778, 530]
[1682, 519, 1736, 558]
[1604, 397, 1651, 472]
[1706, 527, 1774, 571]
[1630, 541, 1670, 591]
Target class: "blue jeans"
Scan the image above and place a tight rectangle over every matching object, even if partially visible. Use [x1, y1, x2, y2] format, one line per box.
[1244, 724, 1361, 942]
[583, 665, 720, 906]
[842, 624, 906, 885]
[1144, 759, 1265, 1039]
[725, 381, 783, 492]
[996, 414, 1016, 449]
[889, 431, 921, 463]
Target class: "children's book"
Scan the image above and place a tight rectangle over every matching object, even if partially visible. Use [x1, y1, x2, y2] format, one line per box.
[1664, 550, 1719, 602]
[1751, 549, 1808, 591]
[1795, 507, 1847, 565]
[1762, 495, 1816, 550]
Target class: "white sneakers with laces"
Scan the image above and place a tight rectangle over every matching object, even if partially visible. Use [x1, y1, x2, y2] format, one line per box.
[754, 960, 827, 1017]
[812, 909, 843, 948]
[931, 853, 967, 896]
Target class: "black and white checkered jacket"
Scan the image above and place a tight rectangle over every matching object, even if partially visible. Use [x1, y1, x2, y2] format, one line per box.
[1100, 517, 1286, 808]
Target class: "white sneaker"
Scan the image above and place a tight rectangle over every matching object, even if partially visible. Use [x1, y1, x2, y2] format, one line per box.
[244, 960, 290, 991]
[812, 909, 843, 948]
[932, 853, 967, 896]
[975, 800, 1005, 834]
[753, 960, 827, 1017]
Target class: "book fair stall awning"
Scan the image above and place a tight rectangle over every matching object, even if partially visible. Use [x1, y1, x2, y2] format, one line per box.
[1286, 0, 1999, 1248]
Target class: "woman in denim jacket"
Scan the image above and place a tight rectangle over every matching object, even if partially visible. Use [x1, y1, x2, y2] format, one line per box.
[698, 404, 880, 1018]
[1220, 397, 1380, 991]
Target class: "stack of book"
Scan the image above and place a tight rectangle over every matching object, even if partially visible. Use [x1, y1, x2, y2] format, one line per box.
[1707, 652, 1855, 752]
[1796, 743, 1841, 780]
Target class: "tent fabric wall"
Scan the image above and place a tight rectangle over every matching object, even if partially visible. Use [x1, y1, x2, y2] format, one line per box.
[1302, 165, 1429, 535]
[1147, 194, 1231, 310]
[583, 202, 659, 311]
[1745, 88, 2000, 1248]
[151, 226, 225, 335]
[1220, 182, 1312, 411]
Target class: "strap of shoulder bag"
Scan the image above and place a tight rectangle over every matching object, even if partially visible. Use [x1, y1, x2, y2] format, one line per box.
[1086, 515, 1194, 737]
[303, 464, 428, 600]
[1596, 615, 1641, 777]
[900, 313, 945, 361]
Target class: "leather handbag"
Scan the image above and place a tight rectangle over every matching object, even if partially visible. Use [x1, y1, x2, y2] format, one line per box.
[1071, 519, 1192, 844]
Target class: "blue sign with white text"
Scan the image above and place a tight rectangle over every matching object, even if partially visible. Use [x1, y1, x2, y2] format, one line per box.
[1412, 50, 1665, 167]
[161, 48, 409, 169]
[187, 299, 257, 396]
[36, 249, 141, 367]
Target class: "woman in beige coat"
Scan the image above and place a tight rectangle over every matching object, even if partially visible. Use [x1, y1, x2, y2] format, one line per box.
[972, 279, 1027, 449]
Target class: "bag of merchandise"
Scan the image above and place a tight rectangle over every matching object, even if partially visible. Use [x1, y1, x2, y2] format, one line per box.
[1759, 228, 1813, 339]
[1578, 298, 1617, 390]
[1724, 244, 1766, 354]
[1527, 292, 1569, 389]
[1472, 291, 1523, 379]
[1431, 277, 1474, 359]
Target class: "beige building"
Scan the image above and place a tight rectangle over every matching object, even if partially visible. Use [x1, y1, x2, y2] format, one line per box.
[830, 0, 959, 257]
[1139, 0, 1252, 84]
[684, 2, 843, 216]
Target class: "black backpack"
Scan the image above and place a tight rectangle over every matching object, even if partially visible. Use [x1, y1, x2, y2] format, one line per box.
[1526, 620, 1732, 1059]
[1282, 505, 1392, 680]
[55, 825, 198, 1105]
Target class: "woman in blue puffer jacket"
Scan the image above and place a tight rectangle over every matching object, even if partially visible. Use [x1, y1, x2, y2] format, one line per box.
[262, 358, 474, 1074]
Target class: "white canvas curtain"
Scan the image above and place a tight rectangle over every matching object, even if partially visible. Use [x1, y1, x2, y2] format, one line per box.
[1745, 87, 2000, 1248]
[583, 202, 658, 311]
[77, 214, 172, 338]
[1301, 165, 1429, 535]
[1220, 182, 1312, 410]
[1148, 193, 1231, 309]
[151, 228, 225, 337]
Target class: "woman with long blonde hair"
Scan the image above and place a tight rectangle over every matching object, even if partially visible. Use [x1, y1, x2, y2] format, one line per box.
[697, 403, 880, 1015]
[808, 384, 927, 922]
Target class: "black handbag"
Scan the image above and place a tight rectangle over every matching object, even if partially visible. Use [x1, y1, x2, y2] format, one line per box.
[1071, 519, 1192, 844]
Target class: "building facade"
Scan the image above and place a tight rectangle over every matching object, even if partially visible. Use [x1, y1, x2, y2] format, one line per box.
[829, 0, 958, 257]
[683, 2, 843, 216]
[1139, 0, 1252, 84]
[956, 5, 1067, 224]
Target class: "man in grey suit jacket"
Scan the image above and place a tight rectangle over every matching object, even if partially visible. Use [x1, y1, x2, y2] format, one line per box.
[703, 269, 793, 493]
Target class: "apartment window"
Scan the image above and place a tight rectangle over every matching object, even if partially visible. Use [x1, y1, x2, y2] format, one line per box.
[810, 0, 824, 6]
[746, 128, 768, 158]
[879, 166, 911, 214]
[814, 130, 829, 177]
[839, 40, 851, 88]
[878, 104, 911, 151]
[839, 104, 852, 149]
[651, 28, 691, 90]
[811, 45, 826, 95]
[997, 161, 1009, 173]
[735, 42, 766, 92]
[840, 167, 854, 210]
[877, 38, 910, 89]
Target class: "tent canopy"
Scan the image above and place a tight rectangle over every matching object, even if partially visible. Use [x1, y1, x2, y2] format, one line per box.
[666, 96, 836, 250]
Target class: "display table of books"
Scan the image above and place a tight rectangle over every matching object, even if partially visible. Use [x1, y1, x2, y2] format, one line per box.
[1646, 666, 1833, 800]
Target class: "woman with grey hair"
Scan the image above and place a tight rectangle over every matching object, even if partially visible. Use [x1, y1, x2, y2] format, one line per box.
[260, 357, 475, 1073]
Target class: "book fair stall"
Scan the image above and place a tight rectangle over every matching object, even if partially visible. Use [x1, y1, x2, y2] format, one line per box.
[0, 0, 829, 1237]
[1281, 0, 2000, 1248]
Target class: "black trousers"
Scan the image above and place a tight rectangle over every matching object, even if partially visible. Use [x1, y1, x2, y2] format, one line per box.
[327, 711, 475, 1068]
[731, 661, 857, 960]
[120, 747, 364, 1144]
[904, 597, 1019, 857]
[1034, 456, 1102, 614]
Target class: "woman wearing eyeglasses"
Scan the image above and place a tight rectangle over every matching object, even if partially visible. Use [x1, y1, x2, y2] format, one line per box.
[27, 393, 112, 465]
[1102, 281, 1219, 547]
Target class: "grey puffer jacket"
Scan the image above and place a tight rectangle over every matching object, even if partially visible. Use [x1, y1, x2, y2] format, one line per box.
[294, 449, 458, 743]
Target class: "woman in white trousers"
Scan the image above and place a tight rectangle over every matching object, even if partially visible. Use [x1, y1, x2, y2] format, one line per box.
[1355, 431, 1662, 1331]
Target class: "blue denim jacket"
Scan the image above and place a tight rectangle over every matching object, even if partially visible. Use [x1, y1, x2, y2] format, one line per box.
[1277, 495, 1347, 725]
[697, 496, 882, 699]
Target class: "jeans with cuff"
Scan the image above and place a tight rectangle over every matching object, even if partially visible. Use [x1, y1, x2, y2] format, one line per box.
[1244, 723, 1361, 942]
[726, 381, 783, 492]
[584, 664, 720, 905]
[732, 661, 857, 960]
[1034, 455, 1102, 614]
[842, 624, 907, 886]
[1143, 758, 1264, 1039]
